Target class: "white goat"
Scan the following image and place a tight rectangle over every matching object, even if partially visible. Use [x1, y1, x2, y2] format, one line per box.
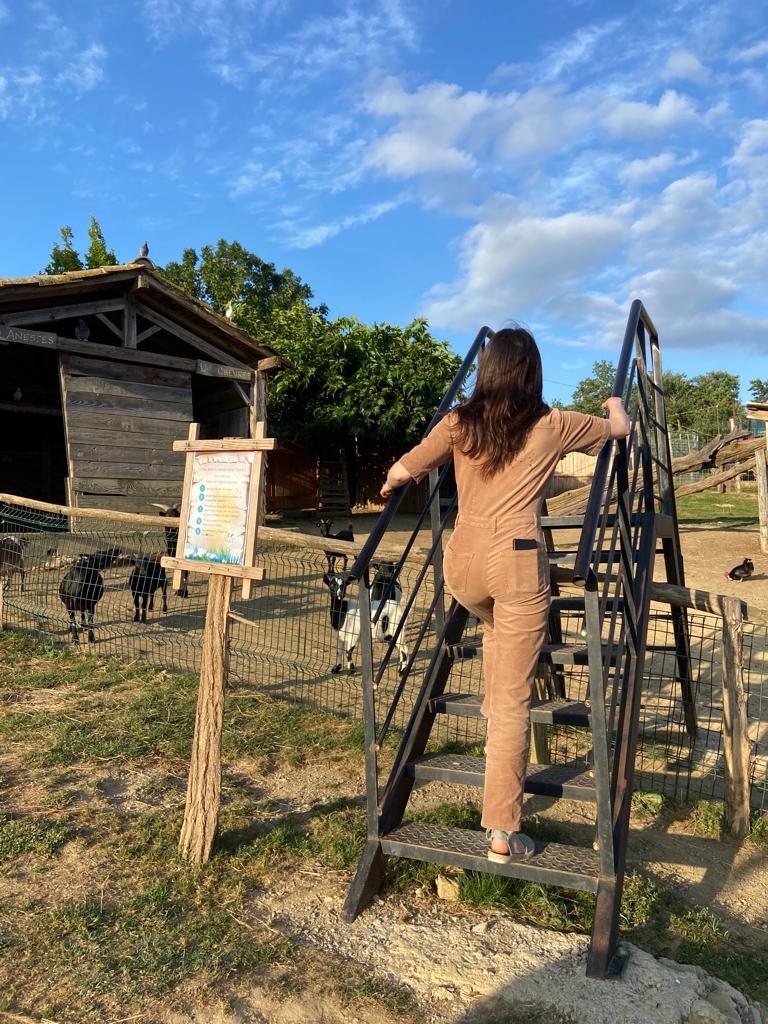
[321, 562, 409, 675]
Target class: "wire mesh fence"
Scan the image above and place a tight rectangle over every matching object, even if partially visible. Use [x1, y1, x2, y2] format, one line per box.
[1, 498, 766, 812]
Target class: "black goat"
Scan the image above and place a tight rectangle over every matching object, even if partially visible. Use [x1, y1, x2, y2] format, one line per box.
[58, 547, 121, 644]
[317, 518, 354, 573]
[129, 556, 168, 623]
[153, 503, 189, 597]
[0, 534, 27, 590]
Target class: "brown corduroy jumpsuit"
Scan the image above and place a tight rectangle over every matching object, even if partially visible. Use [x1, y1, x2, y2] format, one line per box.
[399, 407, 612, 834]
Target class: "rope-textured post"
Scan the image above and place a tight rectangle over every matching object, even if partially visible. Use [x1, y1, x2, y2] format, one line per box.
[721, 596, 751, 838]
[179, 574, 233, 864]
[756, 447, 768, 555]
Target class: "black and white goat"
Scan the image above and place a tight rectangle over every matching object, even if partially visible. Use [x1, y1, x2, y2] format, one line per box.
[59, 547, 121, 644]
[317, 518, 354, 573]
[321, 561, 409, 675]
[152, 503, 189, 597]
[129, 556, 168, 623]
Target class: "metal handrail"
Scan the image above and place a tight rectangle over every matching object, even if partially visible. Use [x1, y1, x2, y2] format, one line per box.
[573, 299, 661, 584]
[347, 325, 494, 582]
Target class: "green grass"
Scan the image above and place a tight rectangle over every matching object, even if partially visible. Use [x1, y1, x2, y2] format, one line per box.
[688, 799, 726, 838]
[631, 790, 670, 820]
[0, 817, 78, 862]
[676, 490, 758, 531]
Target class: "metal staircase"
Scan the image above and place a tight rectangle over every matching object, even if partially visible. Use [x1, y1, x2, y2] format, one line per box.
[341, 304, 696, 978]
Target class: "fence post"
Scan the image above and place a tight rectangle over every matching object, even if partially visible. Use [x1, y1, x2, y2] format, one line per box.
[178, 574, 233, 864]
[756, 447, 768, 555]
[721, 596, 751, 838]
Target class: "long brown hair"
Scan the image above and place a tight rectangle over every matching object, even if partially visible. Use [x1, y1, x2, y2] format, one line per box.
[453, 326, 550, 478]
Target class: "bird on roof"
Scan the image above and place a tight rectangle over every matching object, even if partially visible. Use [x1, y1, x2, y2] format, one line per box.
[140, 241, 149, 259]
[75, 319, 90, 341]
[12, 385, 22, 402]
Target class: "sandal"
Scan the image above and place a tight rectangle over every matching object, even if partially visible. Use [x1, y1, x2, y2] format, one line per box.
[486, 828, 536, 863]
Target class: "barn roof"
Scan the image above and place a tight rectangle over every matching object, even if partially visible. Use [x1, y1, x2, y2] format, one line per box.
[0, 261, 282, 366]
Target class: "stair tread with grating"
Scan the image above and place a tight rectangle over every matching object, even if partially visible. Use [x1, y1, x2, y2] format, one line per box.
[429, 693, 591, 725]
[448, 640, 594, 665]
[409, 753, 596, 801]
[381, 822, 600, 891]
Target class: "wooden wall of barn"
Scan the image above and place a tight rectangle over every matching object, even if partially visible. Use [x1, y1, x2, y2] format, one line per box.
[59, 354, 190, 515]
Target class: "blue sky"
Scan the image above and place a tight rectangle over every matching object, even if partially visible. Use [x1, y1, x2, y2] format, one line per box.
[1, 0, 767, 405]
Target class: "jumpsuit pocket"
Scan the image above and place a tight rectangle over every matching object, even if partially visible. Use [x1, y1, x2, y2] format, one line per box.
[499, 542, 548, 595]
[444, 548, 475, 592]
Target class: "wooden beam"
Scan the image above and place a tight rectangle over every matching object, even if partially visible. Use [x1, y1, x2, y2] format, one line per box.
[162, 556, 264, 581]
[136, 325, 161, 345]
[63, 354, 190, 389]
[0, 401, 60, 417]
[137, 304, 250, 370]
[172, 438, 277, 452]
[257, 355, 283, 372]
[196, 359, 252, 382]
[0, 491, 165, 527]
[96, 312, 123, 340]
[5, 329, 197, 370]
[124, 300, 137, 348]
[721, 596, 751, 838]
[675, 456, 756, 497]
[757, 447, 768, 554]
[72, 477, 185, 497]
[0, 325, 57, 347]
[0, 299, 124, 327]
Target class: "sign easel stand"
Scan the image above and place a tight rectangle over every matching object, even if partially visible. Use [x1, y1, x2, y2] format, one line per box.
[162, 421, 276, 865]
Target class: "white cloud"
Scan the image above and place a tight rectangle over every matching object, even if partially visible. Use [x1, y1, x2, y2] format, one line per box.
[284, 197, 405, 248]
[735, 39, 768, 62]
[602, 89, 698, 138]
[661, 49, 709, 84]
[56, 43, 106, 95]
[618, 152, 679, 183]
[633, 173, 722, 240]
[539, 19, 624, 82]
[424, 209, 627, 329]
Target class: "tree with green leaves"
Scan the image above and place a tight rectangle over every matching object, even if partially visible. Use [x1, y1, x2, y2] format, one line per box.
[570, 360, 616, 416]
[43, 218, 116, 274]
[161, 240, 315, 328]
[43, 226, 84, 274]
[85, 215, 117, 269]
[267, 305, 461, 449]
[749, 379, 768, 403]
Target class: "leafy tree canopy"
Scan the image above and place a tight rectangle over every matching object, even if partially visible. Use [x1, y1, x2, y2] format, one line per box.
[570, 360, 616, 416]
[85, 215, 117, 269]
[43, 218, 116, 274]
[43, 226, 84, 274]
[160, 240, 316, 328]
[267, 306, 461, 447]
[749, 378, 768, 404]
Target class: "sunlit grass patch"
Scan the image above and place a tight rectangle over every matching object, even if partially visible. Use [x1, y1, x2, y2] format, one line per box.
[0, 817, 78, 863]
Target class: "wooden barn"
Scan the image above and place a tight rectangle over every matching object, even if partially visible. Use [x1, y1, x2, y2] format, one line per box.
[0, 253, 282, 515]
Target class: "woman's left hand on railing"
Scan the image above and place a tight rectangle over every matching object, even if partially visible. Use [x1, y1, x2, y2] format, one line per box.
[381, 460, 412, 499]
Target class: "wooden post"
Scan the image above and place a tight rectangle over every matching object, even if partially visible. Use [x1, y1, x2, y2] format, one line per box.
[178, 574, 233, 864]
[721, 596, 751, 838]
[756, 447, 768, 554]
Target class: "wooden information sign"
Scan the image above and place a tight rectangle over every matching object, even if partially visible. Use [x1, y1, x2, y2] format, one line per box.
[162, 422, 276, 864]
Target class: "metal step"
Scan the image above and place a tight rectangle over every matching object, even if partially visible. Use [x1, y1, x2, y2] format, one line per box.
[409, 753, 596, 801]
[381, 821, 600, 893]
[447, 640, 597, 666]
[429, 693, 591, 726]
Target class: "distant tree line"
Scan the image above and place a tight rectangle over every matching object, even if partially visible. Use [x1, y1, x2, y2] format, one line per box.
[560, 358, 765, 438]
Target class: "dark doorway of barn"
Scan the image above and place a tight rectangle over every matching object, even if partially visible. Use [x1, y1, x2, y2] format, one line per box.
[0, 346, 68, 503]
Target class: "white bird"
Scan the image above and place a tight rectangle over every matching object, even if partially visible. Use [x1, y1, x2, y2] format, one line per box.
[12, 386, 22, 402]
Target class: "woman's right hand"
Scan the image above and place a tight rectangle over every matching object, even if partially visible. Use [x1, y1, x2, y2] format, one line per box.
[601, 397, 631, 438]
